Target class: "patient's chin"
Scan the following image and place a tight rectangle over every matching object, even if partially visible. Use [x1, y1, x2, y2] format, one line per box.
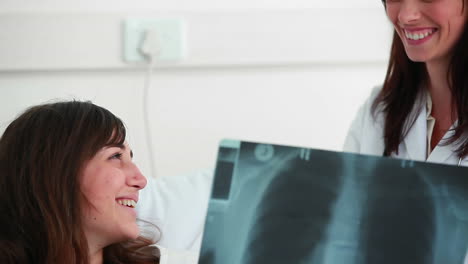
[108, 223, 141, 244]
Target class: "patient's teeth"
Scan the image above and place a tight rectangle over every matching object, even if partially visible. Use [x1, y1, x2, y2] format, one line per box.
[116, 199, 137, 208]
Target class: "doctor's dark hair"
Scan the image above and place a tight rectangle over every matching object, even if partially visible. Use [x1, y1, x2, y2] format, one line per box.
[372, 0, 468, 157]
[0, 101, 159, 264]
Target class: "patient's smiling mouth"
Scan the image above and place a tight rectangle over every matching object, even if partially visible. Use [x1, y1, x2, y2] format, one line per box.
[116, 198, 137, 208]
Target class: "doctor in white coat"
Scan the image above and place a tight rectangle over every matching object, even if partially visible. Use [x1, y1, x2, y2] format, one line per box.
[345, 0, 468, 263]
[137, 0, 468, 262]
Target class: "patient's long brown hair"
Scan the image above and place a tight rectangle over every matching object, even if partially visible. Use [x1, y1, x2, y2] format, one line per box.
[373, 0, 468, 157]
[0, 101, 159, 264]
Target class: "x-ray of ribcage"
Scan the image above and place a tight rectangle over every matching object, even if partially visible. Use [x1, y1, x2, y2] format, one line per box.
[199, 140, 468, 264]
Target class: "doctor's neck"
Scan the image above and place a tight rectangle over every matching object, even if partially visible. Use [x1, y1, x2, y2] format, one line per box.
[424, 59, 458, 124]
[425, 60, 454, 106]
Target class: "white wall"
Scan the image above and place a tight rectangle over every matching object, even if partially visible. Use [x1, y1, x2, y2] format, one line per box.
[0, 1, 392, 178]
[0, 0, 384, 12]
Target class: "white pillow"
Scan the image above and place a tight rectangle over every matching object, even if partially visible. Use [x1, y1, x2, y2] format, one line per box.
[137, 169, 214, 252]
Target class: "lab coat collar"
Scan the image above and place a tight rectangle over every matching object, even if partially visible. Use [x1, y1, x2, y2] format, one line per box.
[401, 91, 459, 164]
[427, 123, 459, 165]
[402, 101, 427, 162]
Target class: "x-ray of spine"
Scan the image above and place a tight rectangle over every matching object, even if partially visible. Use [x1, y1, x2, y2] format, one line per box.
[199, 141, 468, 264]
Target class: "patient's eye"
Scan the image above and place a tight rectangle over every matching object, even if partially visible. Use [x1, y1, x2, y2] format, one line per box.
[109, 152, 123, 160]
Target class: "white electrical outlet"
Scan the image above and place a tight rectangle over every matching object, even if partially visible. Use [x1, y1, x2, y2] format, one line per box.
[123, 18, 186, 63]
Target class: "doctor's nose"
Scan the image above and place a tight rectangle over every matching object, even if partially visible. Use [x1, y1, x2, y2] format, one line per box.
[398, 0, 422, 25]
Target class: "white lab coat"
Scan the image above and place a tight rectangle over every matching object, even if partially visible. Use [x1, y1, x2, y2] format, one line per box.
[343, 86, 467, 166]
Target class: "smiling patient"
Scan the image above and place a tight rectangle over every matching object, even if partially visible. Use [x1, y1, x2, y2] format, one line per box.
[0, 101, 160, 264]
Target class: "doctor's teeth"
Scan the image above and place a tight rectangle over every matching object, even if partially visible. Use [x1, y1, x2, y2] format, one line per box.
[117, 199, 137, 208]
[405, 30, 434, 40]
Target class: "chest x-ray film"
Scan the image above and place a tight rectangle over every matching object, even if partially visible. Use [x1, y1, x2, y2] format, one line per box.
[199, 140, 468, 264]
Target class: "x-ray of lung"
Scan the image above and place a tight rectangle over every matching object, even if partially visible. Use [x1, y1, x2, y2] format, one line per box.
[198, 140, 468, 264]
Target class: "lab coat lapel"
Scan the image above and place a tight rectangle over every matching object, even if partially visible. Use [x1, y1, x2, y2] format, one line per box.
[427, 124, 458, 164]
[402, 104, 427, 161]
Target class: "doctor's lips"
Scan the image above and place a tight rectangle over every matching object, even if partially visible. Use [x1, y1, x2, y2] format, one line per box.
[402, 27, 438, 43]
[116, 195, 138, 208]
